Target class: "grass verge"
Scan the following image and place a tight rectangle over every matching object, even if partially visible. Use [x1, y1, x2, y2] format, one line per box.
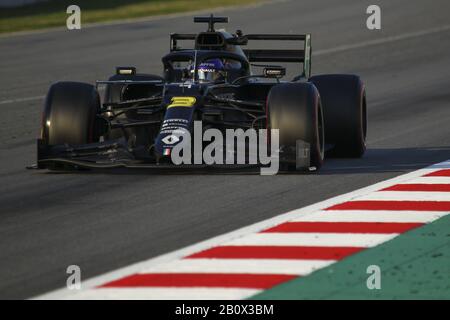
[0, 0, 263, 34]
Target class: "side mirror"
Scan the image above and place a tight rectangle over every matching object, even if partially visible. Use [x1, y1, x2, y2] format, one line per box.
[263, 66, 286, 78]
[226, 36, 248, 46]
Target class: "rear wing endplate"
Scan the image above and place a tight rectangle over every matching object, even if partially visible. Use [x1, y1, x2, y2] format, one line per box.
[243, 34, 311, 78]
[170, 33, 196, 52]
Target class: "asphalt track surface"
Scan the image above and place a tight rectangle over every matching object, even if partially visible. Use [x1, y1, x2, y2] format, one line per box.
[0, 0, 449, 299]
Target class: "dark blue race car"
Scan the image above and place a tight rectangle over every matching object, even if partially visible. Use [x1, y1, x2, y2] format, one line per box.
[36, 15, 367, 172]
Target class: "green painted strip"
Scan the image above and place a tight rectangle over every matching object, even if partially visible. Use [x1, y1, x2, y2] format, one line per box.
[0, 0, 263, 35]
[251, 215, 450, 300]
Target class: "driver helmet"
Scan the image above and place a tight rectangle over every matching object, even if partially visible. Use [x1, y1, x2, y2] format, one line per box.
[193, 58, 226, 83]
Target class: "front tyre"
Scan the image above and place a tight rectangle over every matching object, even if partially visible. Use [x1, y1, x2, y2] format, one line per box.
[41, 81, 100, 145]
[39, 81, 101, 169]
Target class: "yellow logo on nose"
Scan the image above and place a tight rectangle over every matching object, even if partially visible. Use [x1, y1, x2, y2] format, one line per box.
[167, 97, 196, 108]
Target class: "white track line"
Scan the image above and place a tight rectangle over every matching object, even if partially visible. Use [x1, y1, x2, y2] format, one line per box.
[0, 95, 45, 105]
[314, 24, 450, 56]
[291, 210, 448, 223]
[35, 161, 450, 299]
[139, 259, 334, 275]
[66, 288, 260, 300]
[357, 191, 450, 201]
[224, 233, 397, 248]
[405, 177, 450, 184]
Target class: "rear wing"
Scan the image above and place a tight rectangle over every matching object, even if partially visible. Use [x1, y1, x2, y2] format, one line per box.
[242, 34, 311, 78]
[170, 32, 312, 79]
[170, 16, 311, 77]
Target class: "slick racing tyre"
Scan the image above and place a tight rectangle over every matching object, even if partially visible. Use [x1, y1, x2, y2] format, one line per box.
[103, 73, 164, 104]
[103, 73, 164, 140]
[309, 74, 367, 157]
[42, 81, 101, 146]
[267, 82, 324, 171]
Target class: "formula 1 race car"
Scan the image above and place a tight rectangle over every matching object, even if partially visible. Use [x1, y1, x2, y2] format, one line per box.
[36, 15, 367, 172]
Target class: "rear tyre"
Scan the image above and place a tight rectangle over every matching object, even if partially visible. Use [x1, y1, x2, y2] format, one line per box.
[103, 73, 163, 140]
[104, 73, 163, 104]
[42, 81, 100, 146]
[309, 74, 367, 157]
[267, 82, 324, 171]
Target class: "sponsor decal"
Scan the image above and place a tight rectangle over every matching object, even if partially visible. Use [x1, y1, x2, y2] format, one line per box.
[162, 135, 180, 145]
[167, 97, 196, 109]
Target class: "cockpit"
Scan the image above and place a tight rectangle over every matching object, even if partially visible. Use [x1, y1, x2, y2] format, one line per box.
[162, 50, 249, 84]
